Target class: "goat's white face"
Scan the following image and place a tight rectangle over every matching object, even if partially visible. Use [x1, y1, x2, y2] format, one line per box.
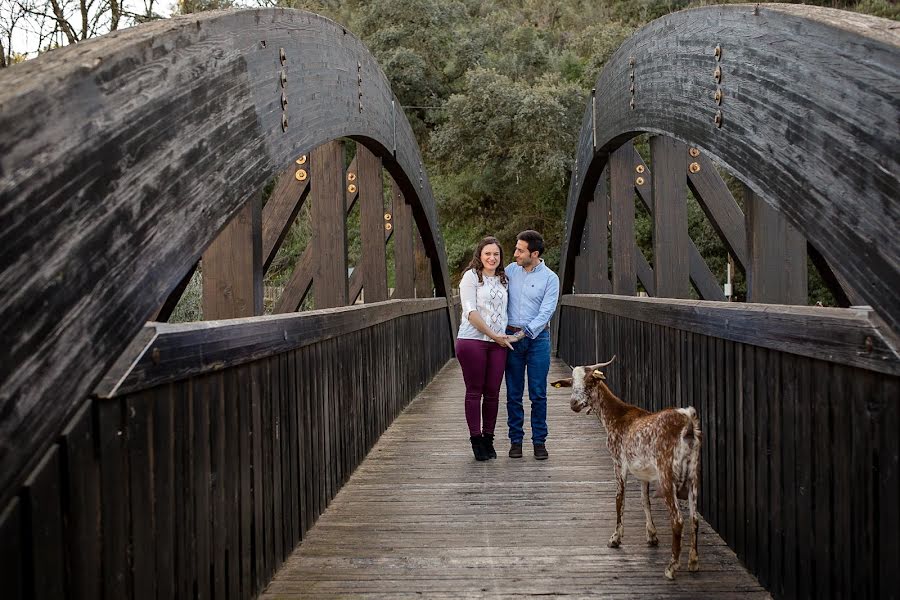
[570, 366, 590, 412]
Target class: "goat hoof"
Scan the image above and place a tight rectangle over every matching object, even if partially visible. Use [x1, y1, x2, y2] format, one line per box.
[688, 559, 699, 572]
[647, 535, 659, 547]
[607, 537, 621, 549]
[665, 561, 679, 580]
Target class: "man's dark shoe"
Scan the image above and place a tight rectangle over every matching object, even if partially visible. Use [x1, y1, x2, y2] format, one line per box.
[471, 436, 490, 461]
[482, 433, 497, 459]
[508, 442, 523, 458]
[534, 444, 549, 460]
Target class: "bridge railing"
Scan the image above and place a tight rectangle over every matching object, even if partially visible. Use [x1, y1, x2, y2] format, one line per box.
[558, 294, 899, 599]
[1, 298, 452, 600]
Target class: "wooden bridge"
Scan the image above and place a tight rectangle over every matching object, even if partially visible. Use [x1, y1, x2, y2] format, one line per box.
[0, 4, 897, 600]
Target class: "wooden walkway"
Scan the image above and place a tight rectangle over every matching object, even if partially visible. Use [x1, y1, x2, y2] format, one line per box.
[262, 359, 768, 599]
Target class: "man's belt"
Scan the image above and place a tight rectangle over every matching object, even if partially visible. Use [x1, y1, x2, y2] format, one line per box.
[507, 326, 523, 333]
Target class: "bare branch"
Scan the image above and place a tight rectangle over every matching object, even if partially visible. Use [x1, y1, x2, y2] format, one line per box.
[47, 0, 78, 43]
[80, 0, 88, 40]
[1, 39, 7, 68]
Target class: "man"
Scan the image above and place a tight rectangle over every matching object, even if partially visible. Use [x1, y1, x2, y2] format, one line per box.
[504, 230, 560, 460]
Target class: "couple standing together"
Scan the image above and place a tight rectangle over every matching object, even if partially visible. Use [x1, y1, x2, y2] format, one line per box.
[455, 230, 560, 462]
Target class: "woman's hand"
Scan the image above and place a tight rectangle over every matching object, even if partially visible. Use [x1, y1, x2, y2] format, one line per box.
[492, 333, 514, 350]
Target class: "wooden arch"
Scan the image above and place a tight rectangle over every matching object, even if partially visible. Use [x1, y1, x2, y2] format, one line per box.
[0, 9, 452, 496]
[559, 4, 899, 332]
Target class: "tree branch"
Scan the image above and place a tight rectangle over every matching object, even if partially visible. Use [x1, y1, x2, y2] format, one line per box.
[46, 0, 78, 44]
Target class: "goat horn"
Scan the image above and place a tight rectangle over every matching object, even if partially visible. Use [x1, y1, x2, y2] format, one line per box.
[594, 355, 616, 368]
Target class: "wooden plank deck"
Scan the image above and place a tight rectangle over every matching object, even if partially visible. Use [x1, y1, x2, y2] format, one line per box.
[262, 359, 769, 599]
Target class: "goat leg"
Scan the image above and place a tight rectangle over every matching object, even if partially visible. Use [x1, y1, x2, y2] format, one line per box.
[641, 481, 659, 546]
[688, 476, 700, 572]
[608, 467, 626, 548]
[663, 485, 683, 580]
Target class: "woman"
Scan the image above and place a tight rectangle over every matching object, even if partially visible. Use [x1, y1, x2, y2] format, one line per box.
[456, 236, 514, 461]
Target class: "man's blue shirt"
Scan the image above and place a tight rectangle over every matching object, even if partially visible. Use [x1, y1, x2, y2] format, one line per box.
[506, 260, 560, 339]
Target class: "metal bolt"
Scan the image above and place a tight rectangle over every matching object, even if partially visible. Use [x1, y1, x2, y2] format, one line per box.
[347, 184, 357, 194]
[629, 70, 634, 82]
[295, 168, 307, 181]
[385, 222, 393, 231]
[151, 347, 161, 365]
[296, 155, 307, 165]
[384, 213, 392, 221]
[635, 176, 645, 186]
[865, 336, 874, 353]
[357, 61, 361, 71]
[635, 164, 645, 174]
[281, 113, 288, 132]
[714, 45, 721, 61]
[347, 172, 357, 182]
[714, 88, 723, 105]
[630, 84, 635, 94]
[359, 102, 363, 113]
[714, 110, 723, 128]
[689, 147, 700, 157]
[689, 162, 701, 173]
[630, 97, 635, 110]
[279, 47, 286, 65]
[280, 70, 287, 88]
[714, 66, 722, 83]
[281, 92, 288, 110]
[629, 56, 635, 66]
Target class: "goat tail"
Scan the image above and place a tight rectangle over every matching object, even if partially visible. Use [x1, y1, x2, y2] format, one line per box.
[675, 407, 702, 500]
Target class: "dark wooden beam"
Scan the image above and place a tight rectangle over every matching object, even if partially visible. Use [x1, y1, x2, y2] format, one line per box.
[414, 233, 432, 298]
[650, 136, 690, 299]
[576, 170, 612, 294]
[96, 298, 449, 398]
[202, 195, 263, 319]
[807, 242, 860, 307]
[262, 159, 310, 274]
[628, 145, 725, 301]
[610, 145, 636, 296]
[635, 244, 655, 297]
[687, 150, 748, 271]
[357, 147, 388, 303]
[311, 141, 348, 309]
[392, 182, 416, 299]
[745, 185, 807, 304]
[274, 249, 314, 314]
[560, 294, 900, 376]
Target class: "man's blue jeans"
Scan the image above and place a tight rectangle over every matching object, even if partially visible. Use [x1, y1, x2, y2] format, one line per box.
[505, 329, 551, 445]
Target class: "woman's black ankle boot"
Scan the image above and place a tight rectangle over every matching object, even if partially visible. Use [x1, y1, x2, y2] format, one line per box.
[482, 433, 497, 459]
[470, 435, 489, 461]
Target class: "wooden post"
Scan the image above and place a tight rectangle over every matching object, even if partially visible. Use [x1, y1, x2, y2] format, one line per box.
[585, 168, 611, 293]
[650, 136, 690, 299]
[357, 146, 388, 303]
[392, 180, 416, 299]
[202, 195, 263, 319]
[414, 232, 432, 298]
[610, 145, 636, 295]
[311, 140, 348, 308]
[261, 158, 310, 273]
[745, 186, 807, 304]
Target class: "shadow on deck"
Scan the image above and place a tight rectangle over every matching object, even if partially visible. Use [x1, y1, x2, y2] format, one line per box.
[262, 359, 768, 598]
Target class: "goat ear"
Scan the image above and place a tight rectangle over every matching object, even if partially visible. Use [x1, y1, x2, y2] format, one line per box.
[592, 370, 606, 380]
[550, 377, 573, 388]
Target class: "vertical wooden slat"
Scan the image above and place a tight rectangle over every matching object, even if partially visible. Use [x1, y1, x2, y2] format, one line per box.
[223, 370, 241, 600]
[742, 345, 756, 573]
[832, 365, 851, 598]
[850, 371, 876, 599]
[98, 400, 130, 600]
[745, 185, 807, 304]
[236, 366, 252, 598]
[358, 146, 388, 302]
[193, 377, 212, 600]
[610, 145, 636, 295]
[172, 382, 193, 599]
[414, 232, 432, 298]
[813, 361, 833, 598]
[756, 348, 770, 588]
[202, 195, 264, 319]
[649, 136, 689, 299]
[734, 342, 745, 562]
[24, 446, 66, 600]
[768, 350, 783, 594]
[795, 357, 815, 599]
[0, 498, 25, 600]
[60, 401, 101, 600]
[250, 362, 264, 591]
[270, 357, 284, 567]
[392, 183, 415, 299]
[781, 353, 798, 600]
[261, 362, 274, 583]
[153, 387, 176, 600]
[210, 373, 227, 600]
[880, 376, 900, 600]
[127, 392, 156, 600]
[311, 140, 348, 308]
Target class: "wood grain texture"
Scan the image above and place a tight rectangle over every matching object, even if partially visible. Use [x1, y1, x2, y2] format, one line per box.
[686, 151, 748, 270]
[392, 182, 416, 299]
[202, 195, 264, 319]
[0, 8, 454, 504]
[95, 298, 448, 397]
[261, 164, 310, 274]
[561, 294, 900, 376]
[559, 4, 899, 333]
[311, 141, 349, 308]
[745, 186, 807, 305]
[357, 146, 388, 303]
[650, 136, 691, 298]
[260, 359, 768, 598]
[609, 145, 636, 296]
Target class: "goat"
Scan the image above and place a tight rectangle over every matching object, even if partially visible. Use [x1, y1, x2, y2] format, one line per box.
[551, 356, 702, 580]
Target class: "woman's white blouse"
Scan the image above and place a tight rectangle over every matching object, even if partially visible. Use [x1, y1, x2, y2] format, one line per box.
[457, 269, 508, 341]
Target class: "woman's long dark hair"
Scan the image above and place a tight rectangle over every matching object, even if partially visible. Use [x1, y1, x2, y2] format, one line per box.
[467, 236, 508, 286]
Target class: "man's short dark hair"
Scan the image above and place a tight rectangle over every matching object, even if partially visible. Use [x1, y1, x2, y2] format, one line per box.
[517, 230, 544, 256]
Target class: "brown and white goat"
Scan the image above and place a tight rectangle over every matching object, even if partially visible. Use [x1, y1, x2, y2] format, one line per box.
[551, 356, 702, 580]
